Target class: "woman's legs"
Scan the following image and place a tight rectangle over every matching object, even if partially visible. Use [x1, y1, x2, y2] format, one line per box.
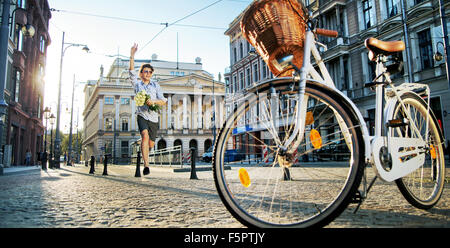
[141, 129, 150, 167]
[141, 129, 156, 168]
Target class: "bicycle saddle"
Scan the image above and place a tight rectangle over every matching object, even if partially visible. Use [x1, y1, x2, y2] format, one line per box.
[365, 37, 405, 61]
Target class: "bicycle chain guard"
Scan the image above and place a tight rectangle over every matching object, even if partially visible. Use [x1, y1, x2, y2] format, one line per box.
[371, 136, 425, 182]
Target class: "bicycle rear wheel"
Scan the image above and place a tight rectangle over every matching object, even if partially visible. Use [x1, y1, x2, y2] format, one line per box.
[391, 93, 446, 209]
[213, 80, 365, 227]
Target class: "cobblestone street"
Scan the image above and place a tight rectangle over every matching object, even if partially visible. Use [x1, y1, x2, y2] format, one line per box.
[0, 163, 449, 228]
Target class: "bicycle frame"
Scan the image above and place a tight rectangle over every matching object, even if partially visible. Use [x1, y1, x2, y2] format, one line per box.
[284, 29, 372, 165]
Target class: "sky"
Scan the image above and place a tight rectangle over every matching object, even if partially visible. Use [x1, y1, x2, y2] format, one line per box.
[44, 0, 252, 133]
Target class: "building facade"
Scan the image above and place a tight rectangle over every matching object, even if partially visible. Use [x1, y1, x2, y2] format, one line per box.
[82, 55, 225, 163]
[224, 0, 450, 151]
[1, 0, 51, 166]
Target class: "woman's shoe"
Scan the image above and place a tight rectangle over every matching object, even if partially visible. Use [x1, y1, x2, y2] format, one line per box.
[143, 166, 150, 175]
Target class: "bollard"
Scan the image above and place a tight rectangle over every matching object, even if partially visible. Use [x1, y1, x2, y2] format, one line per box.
[190, 147, 198, 180]
[135, 151, 141, 177]
[89, 156, 95, 174]
[283, 167, 291, 181]
[103, 154, 108, 175]
[41, 151, 48, 171]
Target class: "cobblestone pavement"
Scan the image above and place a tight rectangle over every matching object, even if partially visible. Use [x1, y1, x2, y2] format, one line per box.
[0, 163, 448, 228]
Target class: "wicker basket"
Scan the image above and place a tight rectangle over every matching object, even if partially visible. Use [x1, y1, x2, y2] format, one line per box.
[241, 0, 307, 77]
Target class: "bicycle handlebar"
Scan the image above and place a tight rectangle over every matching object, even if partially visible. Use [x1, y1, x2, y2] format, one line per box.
[315, 28, 338, 38]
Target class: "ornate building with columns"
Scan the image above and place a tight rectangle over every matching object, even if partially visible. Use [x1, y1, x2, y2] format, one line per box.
[82, 55, 225, 163]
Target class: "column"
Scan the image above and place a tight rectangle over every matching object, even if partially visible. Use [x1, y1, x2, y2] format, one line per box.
[131, 96, 136, 131]
[183, 95, 187, 129]
[115, 96, 120, 130]
[197, 95, 202, 129]
[167, 94, 172, 129]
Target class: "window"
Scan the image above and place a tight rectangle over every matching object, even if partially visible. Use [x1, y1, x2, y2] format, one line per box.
[16, 31, 24, 51]
[17, 0, 26, 8]
[386, 0, 398, 18]
[121, 118, 129, 131]
[39, 36, 46, 53]
[104, 117, 113, 130]
[14, 70, 21, 102]
[253, 63, 259, 83]
[170, 71, 185, 76]
[246, 67, 251, 87]
[120, 98, 130, 105]
[105, 97, 114, 105]
[368, 60, 377, 82]
[37, 95, 42, 118]
[233, 47, 237, 64]
[104, 140, 112, 154]
[362, 0, 372, 29]
[239, 71, 244, 90]
[262, 61, 267, 79]
[239, 42, 243, 60]
[418, 29, 433, 70]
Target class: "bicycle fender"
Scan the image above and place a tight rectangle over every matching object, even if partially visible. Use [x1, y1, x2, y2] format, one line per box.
[384, 91, 446, 148]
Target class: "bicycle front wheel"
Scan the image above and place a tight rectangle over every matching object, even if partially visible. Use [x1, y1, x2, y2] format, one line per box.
[391, 93, 446, 209]
[213, 80, 365, 228]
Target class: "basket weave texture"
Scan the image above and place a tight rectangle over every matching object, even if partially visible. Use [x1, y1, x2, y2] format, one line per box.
[241, 0, 307, 77]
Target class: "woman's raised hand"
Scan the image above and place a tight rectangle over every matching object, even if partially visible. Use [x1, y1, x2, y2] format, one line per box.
[130, 43, 138, 58]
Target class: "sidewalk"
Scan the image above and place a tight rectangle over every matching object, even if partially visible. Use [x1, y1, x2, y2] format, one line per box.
[0, 165, 41, 176]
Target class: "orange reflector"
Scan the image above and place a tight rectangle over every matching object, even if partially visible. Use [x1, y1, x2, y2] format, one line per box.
[239, 168, 251, 188]
[430, 145, 437, 160]
[310, 129, 322, 149]
[305, 111, 314, 126]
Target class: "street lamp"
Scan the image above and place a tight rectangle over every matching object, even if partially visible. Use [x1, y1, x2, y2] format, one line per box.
[42, 107, 51, 170]
[49, 113, 56, 169]
[0, 0, 36, 175]
[53, 31, 89, 169]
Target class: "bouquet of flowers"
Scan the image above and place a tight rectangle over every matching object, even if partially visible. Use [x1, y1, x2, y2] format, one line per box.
[135, 90, 162, 112]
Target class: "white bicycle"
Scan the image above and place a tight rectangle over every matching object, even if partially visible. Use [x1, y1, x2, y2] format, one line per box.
[213, 0, 446, 228]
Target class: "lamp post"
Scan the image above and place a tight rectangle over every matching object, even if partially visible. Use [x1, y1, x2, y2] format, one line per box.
[42, 107, 50, 170]
[48, 113, 56, 169]
[53, 31, 89, 169]
[43, 107, 51, 151]
[67, 75, 76, 166]
[0, 0, 35, 174]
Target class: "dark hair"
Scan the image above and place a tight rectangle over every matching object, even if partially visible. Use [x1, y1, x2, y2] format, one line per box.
[139, 63, 154, 73]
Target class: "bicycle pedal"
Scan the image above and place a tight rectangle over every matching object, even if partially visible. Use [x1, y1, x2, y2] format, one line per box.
[350, 191, 363, 204]
[351, 191, 365, 214]
[386, 118, 408, 128]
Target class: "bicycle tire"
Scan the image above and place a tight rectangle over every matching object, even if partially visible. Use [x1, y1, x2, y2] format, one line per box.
[213, 79, 365, 228]
[391, 93, 446, 209]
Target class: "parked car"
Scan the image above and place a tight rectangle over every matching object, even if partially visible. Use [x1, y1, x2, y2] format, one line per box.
[224, 149, 245, 162]
[203, 148, 245, 163]
[202, 147, 213, 162]
[315, 140, 350, 161]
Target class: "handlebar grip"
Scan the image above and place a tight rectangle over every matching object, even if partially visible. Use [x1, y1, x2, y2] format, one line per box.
[315, 28, 338, 38]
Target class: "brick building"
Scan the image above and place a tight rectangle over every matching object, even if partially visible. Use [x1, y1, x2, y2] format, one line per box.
[1, 0, 51, 166]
